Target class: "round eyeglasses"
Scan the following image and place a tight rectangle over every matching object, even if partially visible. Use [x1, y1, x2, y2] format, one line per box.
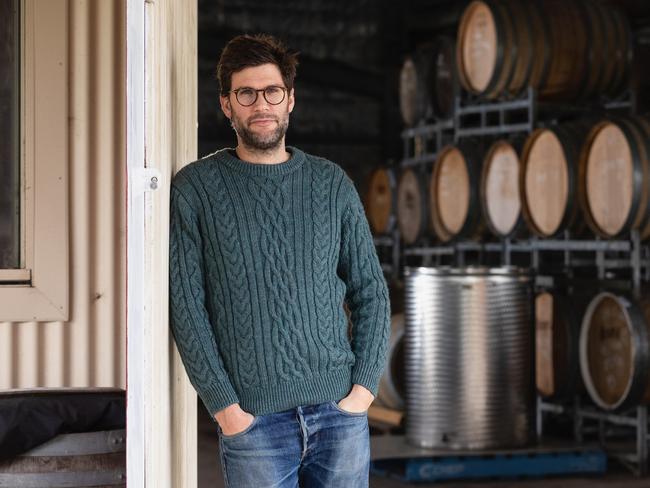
[226, 85, 287, 107]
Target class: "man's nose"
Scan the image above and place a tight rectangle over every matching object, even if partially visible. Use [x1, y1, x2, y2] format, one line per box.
[252, 94, 271, 109]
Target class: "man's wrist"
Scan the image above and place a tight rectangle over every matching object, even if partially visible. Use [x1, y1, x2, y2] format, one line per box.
[351, 384, 375, 402]
[214, 403, 240, 422]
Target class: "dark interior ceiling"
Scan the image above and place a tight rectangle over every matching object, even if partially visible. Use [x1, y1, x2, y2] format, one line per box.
[198, 0, 404, 186]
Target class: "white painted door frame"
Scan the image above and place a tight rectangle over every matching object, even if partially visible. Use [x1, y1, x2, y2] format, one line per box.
[125, 0, 146, 486]
[125, 1, 198, 486]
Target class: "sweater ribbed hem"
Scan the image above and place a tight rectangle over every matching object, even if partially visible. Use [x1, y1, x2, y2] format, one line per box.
[351, 360, 384, 397]
[216, 146, 305, 176]
[235, 367, 354, 416]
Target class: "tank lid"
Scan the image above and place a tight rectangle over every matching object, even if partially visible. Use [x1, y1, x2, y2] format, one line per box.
[404, 266, 532, 277]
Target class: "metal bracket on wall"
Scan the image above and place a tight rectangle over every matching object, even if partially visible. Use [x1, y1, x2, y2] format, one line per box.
[131, 167, 162, 197]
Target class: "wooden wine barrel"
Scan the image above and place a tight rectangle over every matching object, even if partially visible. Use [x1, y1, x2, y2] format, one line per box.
[430, 37, 459, 120]
[580, 291, 650, 411]
[399, 56, 420, 127]
[578, 0, 631, 98]
[579, 116, 650, 239]
[536, 291, 585, 400]
[480, 139, 526, 238]
[399, 37, 460, 125]
[520, 124, 591, 237]
[376, 313, 406, 411]
[397, 167, 429, 245]
[456, 0, 632, 100]
[365, 167, 397, 235]
[0, 429, 126, 487]
[429, 143, 485, 242]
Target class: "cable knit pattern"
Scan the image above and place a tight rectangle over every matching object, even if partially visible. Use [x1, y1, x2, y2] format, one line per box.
[310, 160, 348, 371]
[169, 146, 391, 420]
[247, 175, 311, 380]
[207, 166, 259, 390]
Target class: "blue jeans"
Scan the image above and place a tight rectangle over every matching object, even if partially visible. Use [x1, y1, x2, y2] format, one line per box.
[216, 400, 370, 487]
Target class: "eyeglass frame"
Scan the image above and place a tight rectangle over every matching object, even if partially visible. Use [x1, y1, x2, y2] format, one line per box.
[223, 85, 289, 107]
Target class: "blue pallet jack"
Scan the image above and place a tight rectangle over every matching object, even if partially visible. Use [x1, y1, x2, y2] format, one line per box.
[370, 435, 607, 483]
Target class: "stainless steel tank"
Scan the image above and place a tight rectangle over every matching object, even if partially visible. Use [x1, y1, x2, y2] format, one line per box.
[404, 266, 534, 449]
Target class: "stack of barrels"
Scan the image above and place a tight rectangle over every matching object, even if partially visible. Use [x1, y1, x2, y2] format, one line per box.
[536, 287, 650, 412]
[388, 0, 642, 244]
[365, 115, 650, 245]
[456, 0, 632, 102]
[399, 37, 460, 126]
[371, 0, 650, 420]
[399, 0, 633, 128]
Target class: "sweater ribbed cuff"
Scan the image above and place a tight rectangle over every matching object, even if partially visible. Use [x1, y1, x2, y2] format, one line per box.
[198, 382, 240, 423]
[351, 360, 384, 398]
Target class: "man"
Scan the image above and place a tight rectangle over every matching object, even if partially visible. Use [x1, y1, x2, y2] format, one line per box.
[169, 33, 391, 487]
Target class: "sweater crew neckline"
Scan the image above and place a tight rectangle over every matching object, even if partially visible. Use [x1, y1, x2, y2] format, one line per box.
[217, 146, 305, 176]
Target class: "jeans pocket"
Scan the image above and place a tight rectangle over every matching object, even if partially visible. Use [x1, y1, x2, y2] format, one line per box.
[219, 416, 259, 440]
[329, 400, 368, 417]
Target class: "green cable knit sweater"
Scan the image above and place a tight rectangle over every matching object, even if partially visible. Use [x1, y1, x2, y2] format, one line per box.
[169, 146, 391, 420]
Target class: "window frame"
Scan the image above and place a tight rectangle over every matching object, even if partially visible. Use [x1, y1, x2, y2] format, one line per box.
[0, 0, 69, 321]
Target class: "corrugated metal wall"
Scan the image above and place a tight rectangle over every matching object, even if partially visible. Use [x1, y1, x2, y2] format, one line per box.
[0, 0, 126, 389]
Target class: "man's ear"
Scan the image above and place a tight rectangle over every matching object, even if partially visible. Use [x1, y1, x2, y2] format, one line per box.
[288, 88, 295, 114]
[219, 95, 232, 119]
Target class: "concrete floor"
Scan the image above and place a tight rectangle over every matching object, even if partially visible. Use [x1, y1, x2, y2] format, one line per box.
[197, 404, 649, 488]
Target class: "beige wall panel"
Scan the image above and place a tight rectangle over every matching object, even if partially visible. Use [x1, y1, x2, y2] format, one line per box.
[0, 323, 12, 386]
[15, 322, 38, 386]
[1, 0, 126, 391]
[42, 321, 65, 386]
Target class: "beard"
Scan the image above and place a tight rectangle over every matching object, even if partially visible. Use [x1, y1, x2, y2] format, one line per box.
[230, 109, 290, 152]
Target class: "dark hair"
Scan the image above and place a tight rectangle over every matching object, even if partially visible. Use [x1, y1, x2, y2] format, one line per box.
[216, 34, 299, 95]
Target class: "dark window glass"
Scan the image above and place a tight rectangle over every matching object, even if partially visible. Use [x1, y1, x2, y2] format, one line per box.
[0, 0, 20, 269]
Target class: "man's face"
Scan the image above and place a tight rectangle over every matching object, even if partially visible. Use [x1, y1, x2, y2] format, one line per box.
[219, 63, 295, 151]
